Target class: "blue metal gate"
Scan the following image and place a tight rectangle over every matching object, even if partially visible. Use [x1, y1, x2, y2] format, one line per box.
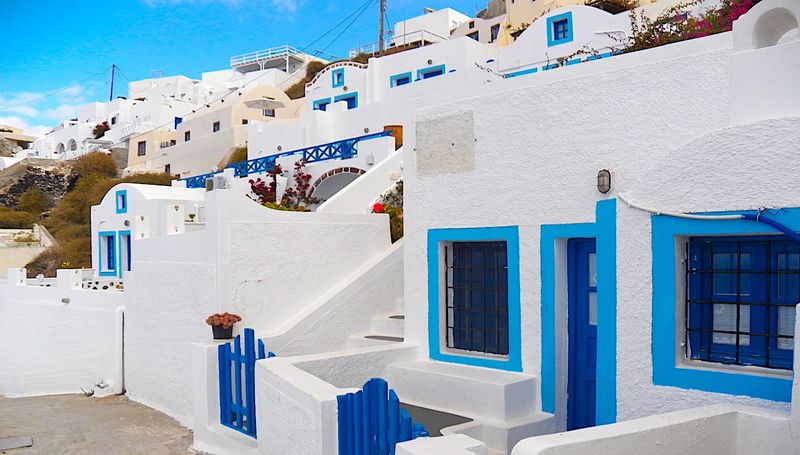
[218, 328, 274, 438]
[337, 377, 428, 455]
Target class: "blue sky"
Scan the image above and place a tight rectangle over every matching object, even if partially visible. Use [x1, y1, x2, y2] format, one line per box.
[0, 0, 483, 136]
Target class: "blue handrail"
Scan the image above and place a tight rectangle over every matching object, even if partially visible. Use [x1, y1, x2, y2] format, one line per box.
[181, 131, 392, 189]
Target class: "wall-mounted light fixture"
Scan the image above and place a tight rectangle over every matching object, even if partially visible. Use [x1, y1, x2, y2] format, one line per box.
[597, 169, 612, 194]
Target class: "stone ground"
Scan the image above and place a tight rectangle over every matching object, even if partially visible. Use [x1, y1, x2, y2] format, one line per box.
[0, 394, 197, 454]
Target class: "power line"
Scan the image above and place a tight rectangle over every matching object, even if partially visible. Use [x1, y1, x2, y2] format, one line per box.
[299, 0, 375, 57]
[320, 0, 376, 55]
[0, 67, 111, 112]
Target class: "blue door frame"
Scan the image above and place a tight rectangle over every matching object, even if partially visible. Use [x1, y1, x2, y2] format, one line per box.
[567, 238, 597, 430]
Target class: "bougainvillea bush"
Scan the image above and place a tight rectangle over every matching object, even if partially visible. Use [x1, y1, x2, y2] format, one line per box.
[625, 0, 756, 53]
[372, 180, 403, 243]
[205, 312, 241, 329]
[249, 160, 320, 212]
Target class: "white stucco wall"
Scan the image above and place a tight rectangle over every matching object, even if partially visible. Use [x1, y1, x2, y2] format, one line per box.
[0, 269, 123, 397]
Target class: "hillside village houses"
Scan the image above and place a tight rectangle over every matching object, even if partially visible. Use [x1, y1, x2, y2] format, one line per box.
[3, 0, 800, 454]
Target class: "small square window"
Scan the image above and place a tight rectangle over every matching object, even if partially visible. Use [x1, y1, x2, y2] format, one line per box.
[263, 108, 275, 117]
[242, 119, 249, 125]
[111, 116, 118, 125]
[137, 141, 146, 156]
[213, 121, 221, 132]
[184, 131, 191, 141]
[467, 31, 479, 41]
[547, 12, 573, 46]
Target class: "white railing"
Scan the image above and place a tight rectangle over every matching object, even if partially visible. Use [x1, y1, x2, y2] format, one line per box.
[230, 45, 310, 68]
[349, 30, 450, 58]
[305, 61, 369, 88]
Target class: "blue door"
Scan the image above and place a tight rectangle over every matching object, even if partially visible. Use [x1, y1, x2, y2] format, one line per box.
[567, 238, 597, 430]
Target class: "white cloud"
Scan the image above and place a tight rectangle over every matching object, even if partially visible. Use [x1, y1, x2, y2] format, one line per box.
[0, 116, 51, 138]
[271, 0, 301, 13]
[42, 103, 82, 122]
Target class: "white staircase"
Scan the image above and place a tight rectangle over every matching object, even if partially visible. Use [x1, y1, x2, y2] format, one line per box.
[347, 298, 406, 348]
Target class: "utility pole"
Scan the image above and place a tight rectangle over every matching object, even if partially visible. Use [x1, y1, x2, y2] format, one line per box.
[109, 64, 116, 101]
[378, 0, 386, 55]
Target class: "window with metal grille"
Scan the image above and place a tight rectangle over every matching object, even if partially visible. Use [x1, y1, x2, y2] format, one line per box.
[444, 241, 509, 355]
[686, 236, 797, 371]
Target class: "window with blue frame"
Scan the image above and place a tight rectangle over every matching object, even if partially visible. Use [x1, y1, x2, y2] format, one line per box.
[334, 93, 358, 110]
[99, 232, 117, 276]
[331, 68, 345, 88]
[313, 98, 331, 111]
[390, 72, 412, 88]
[445, 241, 509, 355]
[687, 236, 797, 370]
[417, 65, 446, 80]
[547, 12, 573, 46]
[115, 190, 127, 214]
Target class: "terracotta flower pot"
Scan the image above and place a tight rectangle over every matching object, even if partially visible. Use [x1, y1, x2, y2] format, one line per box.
[212, 325, 233, 340]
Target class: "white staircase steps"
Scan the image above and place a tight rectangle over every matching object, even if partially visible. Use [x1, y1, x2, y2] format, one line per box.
[346, 311, 406, 348]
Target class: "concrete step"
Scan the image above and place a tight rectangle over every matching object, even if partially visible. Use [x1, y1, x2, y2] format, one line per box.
[346, 334, 403, 349]
[369, 314, 405, 338]
[387, 360, 539, 423]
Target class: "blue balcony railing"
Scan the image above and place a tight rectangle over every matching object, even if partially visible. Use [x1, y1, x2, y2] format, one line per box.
[181, 131, 392, 189]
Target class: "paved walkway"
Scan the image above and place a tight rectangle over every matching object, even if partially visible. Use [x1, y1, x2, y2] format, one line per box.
[0, 394, 196, 454]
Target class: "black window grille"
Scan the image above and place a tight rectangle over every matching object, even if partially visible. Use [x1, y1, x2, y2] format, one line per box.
[445, 241, 509, 355]
[686, 237, 797, 371]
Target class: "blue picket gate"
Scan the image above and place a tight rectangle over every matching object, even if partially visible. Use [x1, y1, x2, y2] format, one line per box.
[218, 327, 274, 438]
[337, 377, 428, 455]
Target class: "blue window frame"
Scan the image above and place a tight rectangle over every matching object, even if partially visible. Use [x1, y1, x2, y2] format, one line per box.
[334, 92, 358, 110]
[687, 236, 796, 371]
[547, 12, 573, 47]
[428, 226, 521, 371]
[115, 190, 127, 214]
[313, 98, 331, 111]
[390, 72, 412, 88]
[416, 65, 446, 81]
[98, 231, 117, 277]
[331, 68, 345, 88]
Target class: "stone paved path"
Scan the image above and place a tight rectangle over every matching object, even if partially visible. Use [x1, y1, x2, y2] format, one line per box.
[0, 394, 197, 454]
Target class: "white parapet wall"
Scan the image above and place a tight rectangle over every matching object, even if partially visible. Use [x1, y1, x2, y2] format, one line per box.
[0, 268, 124, 397]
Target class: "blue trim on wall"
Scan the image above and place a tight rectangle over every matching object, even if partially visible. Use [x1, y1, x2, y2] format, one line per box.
[313, 98, 331, 111]
[390, 72, 412, 88]
[542, 63, 559, 71]
[652, 208, 798, 402]
[117, 230, 131, 278]
[427, 226, 522, 372]
[331, 68, 345, 88]
[540, 199, 617, 424]
[334, 92, 359, 110]
[565, 58, 581, 66]
[547, 11, 574, 47]
[506, 67, 538, 78]
[115, 190, 127, 214]
[98, 231, 117, 277]
[416, 64, 446, 81]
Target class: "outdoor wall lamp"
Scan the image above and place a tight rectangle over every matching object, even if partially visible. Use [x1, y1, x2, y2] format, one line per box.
[597, 169, 612, 194]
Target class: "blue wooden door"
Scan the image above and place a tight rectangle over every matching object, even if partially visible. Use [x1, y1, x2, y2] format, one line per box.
[567, 238, 597, 430]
